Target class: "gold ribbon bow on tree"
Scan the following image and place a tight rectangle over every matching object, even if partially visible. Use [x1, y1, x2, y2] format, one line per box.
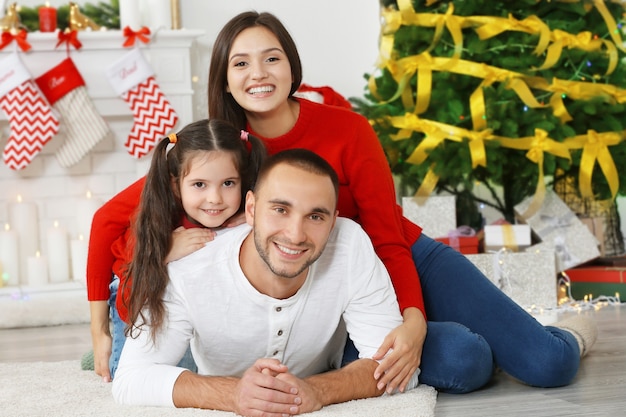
[498, 129, 572, 217]
[563, 129, 623, 200]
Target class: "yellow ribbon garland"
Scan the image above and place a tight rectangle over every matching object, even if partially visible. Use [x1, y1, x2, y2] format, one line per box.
[397, 1, 464, 64]
[534, 29, 618, 74]
[370, 1, 626, 201]
[590, 0, 626, 53]
[563, 130, 623, 199]
[474, 14, 551, 56]
[498, 129, 572, 216]
[416, 166, 441, 197]
[388, 113, 497, 169]
[384, 114, 623, 203]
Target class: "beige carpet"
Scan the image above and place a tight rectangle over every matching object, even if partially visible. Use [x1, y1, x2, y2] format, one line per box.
[0, 360, 437, 417]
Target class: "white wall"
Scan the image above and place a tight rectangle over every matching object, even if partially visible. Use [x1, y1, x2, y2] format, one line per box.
[180, 1, 380, 106]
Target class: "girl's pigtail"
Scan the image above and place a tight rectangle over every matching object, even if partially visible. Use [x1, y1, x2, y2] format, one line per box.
[126, 137, 180, 341]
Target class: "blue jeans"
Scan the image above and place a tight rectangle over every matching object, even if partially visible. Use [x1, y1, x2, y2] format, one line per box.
[108, 276, 197, 379]
[344, 234, 580, 393]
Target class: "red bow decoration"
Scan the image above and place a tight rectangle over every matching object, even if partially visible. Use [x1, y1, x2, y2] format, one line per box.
[56, 30, 83, 51]
[123, 26, 151, 48]
[0, 29, 32, 52]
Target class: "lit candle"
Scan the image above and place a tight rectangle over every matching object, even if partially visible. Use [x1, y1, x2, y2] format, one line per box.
[0, 224, 19, 286]
[9, 195, 40, 286]
[70, 234, 88, 285]
[119, 0, 142, 30]
[47, 220, 70, 283]
[76, 191, 103, 243]
[27, 250, 49, 287]
[38, 2, 57, 32]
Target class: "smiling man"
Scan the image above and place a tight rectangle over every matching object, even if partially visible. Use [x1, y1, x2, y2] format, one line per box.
[112, 149, 419, 415]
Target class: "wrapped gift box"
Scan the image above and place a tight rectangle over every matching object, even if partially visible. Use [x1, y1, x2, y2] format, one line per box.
[483, 224, 531, 252]
[402, 195, 456, 238]
[514, 189, 600, 272]
[436, 236, 479, 254]
[465, 249, 557, 309]
[578, 217, 605, 256]
[564, 265, 625, 301]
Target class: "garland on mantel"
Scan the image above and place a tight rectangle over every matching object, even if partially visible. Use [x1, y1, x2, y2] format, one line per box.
[15, 0, 120, 32]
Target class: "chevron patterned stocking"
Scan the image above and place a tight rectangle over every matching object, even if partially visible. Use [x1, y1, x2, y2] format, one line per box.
[106, 49, 178, 159]
[122, 76, 178, 158]
[0, 54, 59, 170]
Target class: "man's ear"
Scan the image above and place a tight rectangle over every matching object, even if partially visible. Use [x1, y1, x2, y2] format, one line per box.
[244, 190, 255, 226]
[331, 209, 338, 229]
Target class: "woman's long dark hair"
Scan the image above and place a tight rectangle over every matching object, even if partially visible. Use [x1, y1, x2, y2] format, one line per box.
[208, 11, 303, 129]
[125, 119, 266, 342]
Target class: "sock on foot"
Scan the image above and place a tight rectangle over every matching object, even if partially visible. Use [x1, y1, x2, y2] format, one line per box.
[553, 315, 598, 357]
[81, 350, 95, 371]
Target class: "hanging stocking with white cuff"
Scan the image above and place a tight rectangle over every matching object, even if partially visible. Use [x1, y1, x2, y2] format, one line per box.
[0, 53, 59, 170]
[106, 48, 178, 158]
[36, 58, 112, 167]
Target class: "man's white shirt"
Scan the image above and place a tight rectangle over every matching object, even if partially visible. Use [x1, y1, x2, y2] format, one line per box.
[113, 218, 418, 406]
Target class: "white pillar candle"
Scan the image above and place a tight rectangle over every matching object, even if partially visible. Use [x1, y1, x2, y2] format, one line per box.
[144, 0, 171, 30]
[47, 220, 70, 283]
[70, 235, 88, 285]
[119, 0, 142, 30]
[27, 250, 48, 287]
[0, 223, 19, 286]
[76, 191, 103, 244]
[8, 195, 39, 286]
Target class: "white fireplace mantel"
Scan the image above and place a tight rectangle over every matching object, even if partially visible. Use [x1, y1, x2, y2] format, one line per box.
[0, 29, 204, 121]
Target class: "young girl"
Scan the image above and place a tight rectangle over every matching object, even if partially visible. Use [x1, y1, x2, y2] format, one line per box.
[87, 119, 266, 380]
[125, 119, 266, 342]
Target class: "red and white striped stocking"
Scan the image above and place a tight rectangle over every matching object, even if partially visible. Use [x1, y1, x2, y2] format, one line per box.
[36, 58, 112, 168]
[0, 53, 59, 170]
[106, 48, 178, 158]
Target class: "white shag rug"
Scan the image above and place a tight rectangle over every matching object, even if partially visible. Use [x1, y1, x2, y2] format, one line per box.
[0, 360, 437, 417]
[0, 289, 90, 329]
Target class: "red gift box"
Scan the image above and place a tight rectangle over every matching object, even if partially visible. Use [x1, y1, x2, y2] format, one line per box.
[436, 236, 479, 254]
[565, 266, 626, 284]
[564, 266, 626, 300]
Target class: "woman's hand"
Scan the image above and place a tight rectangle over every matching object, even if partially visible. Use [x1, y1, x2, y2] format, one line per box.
[371, 307, 426, 393]
[165, 227, 216, 264]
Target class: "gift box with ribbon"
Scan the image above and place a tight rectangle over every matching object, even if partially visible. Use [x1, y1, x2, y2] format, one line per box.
[436, 225, 479, 254]
[402, 195, 457, 238]
[483, 224, 531, 253]
[578, 217, 605, 256]
[465, 248, 557, 309]
[514, 189, 600, 272]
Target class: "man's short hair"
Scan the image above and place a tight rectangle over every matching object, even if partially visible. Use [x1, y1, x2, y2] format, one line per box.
[255, 149, 339, 201]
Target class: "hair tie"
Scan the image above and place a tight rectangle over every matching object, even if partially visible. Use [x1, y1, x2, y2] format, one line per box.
[168, 133, 177, 144]
[240, 130, 249, 142]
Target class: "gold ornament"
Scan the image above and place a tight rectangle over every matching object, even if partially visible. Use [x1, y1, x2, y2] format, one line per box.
[68, 2, 100, 31]
[0, 2, 26, 34]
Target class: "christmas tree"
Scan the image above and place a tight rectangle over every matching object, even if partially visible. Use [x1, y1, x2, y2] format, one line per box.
[355, 0, 626, 229]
